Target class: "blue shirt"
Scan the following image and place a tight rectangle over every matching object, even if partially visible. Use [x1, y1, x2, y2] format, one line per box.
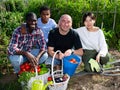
[37, 18, 57, 42]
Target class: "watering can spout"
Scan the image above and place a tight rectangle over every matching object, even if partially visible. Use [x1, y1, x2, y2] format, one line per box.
[43, 81, 53, 90]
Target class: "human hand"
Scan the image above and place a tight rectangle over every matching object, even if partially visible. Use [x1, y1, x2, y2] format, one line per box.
[64, 49, 72, 56]
[25, 52, 38, 66]
[96, 54, 100, 63]
[58, 52, 64, 60]
[36, 50, 46, 64]
[35, 56, 39, 65]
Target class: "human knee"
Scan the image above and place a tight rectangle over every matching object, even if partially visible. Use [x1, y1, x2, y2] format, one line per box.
[42, 52, 48, 59]
[8, 55, 25, 73]
[100, 55, 109, 65]
[84, 63, 92, 72]
[45, 56, 60, 65]
[39, 52, 48, 63]
[9, 55, 24, 65]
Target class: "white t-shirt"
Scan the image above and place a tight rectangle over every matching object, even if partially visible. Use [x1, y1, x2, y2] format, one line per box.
[37, 18, 57, 42]
[74, 27, 108, 56]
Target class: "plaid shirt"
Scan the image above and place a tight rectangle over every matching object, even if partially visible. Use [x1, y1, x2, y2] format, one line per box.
[8, 26, 46, 55]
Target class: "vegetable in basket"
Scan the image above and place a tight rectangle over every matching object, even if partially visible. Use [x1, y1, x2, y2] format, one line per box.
[18, 72, 35, 84]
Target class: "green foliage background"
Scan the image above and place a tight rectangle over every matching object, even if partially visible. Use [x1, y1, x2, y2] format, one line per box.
[0, 0, 120, 50]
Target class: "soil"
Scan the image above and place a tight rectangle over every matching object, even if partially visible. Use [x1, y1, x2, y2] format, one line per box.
[0, 49, 120, 90]
[67, 49, 120, 90]
[67, 74, 120, 90]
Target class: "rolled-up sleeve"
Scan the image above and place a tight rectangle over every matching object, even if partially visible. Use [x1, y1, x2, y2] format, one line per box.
[7, 29, 20, 55]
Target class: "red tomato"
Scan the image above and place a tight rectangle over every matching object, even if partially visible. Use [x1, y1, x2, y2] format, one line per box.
[48, 77, 52, 81]
[20, 64, 25, 69]
[69, 58, 76, 63]
[25, 65, 30, 71]
[30, 68, 35, 73]
[37, 66, 40, 69]
[22, 68, 26, 72]
[31, 70, 35, 73]
[28, 64, 31, 68]
[37, 68, 40, 72]
[25, 62, 29, 66]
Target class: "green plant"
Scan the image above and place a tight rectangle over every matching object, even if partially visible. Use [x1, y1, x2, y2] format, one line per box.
[24, 0, 44, 16]
[0, 11, 24, 36]
[2, 0, 26, 12]
[117, 39, 120, 51]
[102, 29, 116, 49]
[18, 72, 35, 84]
[0, 31, 9, 47]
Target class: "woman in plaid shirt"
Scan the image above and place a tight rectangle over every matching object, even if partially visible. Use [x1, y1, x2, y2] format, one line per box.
[7, 12, 48, 73]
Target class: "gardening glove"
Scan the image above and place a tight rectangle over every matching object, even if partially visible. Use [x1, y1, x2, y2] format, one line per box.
[89, 58, 101, 72]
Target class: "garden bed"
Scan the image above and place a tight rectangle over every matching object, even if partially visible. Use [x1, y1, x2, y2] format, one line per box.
[0, 49, 120, 90]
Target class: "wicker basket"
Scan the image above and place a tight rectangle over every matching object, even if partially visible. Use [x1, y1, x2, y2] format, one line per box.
[48, 50, 70, 90]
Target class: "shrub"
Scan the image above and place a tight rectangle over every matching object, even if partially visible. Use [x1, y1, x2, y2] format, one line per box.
[0, 12, 24, 37]
[0, 0, 120, 49]
[3, 0, 26, 12]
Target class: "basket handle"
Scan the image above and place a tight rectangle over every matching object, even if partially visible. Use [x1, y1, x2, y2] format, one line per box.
[35, 66, 38, 77]
[51, 50, 63, 82]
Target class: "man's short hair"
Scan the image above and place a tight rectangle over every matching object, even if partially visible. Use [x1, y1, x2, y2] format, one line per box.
[26, 12, 37, 21]
[39, 6, 50, 14]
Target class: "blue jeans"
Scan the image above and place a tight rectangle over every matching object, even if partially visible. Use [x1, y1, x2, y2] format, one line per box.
[45, 56, 61, 65]
[8, 49, 48, 73]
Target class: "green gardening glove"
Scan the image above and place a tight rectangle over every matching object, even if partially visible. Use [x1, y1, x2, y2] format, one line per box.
[88, 58, 101, 72]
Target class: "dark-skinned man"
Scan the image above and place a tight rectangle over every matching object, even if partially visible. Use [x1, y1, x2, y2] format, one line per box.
[7, 12, 48, 74]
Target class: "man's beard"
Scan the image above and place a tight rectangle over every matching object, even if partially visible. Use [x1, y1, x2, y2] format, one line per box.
[26, 24, 37, 30]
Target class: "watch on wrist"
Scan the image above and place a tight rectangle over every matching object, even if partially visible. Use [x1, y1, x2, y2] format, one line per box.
[71, 49, 74, 54]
